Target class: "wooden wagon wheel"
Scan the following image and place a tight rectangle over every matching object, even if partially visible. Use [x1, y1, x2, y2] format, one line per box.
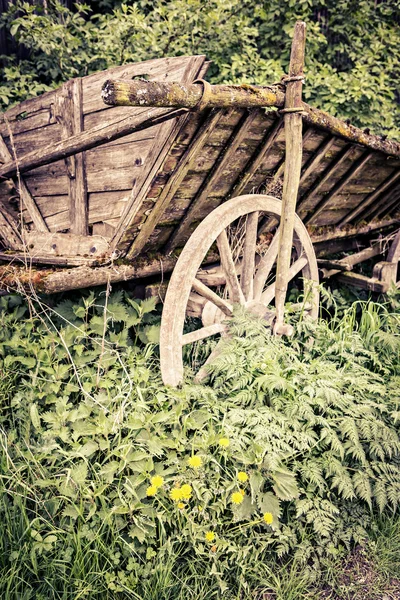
[160, 194, 319, 386]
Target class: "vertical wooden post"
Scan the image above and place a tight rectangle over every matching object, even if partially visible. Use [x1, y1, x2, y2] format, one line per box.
[273, 21, 306, 335]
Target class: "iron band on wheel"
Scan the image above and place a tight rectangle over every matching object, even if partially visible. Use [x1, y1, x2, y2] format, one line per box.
[193, 79, 212, 111]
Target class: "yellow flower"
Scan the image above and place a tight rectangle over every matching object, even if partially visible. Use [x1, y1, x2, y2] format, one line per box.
[240, 488, 245, 496]
[205, 531, 215, 542]
[237, 471, 248, 483]
[170, 488, 182, 502]
[231, 492, 244, 505]
[198, 506, 203, 512]
[263, 512, 274, 525]
[218, 438, 230, 448]
[151, 475, 164, 488]
[188, 455, 202, 469]
[146, 485, 157, 497]
[180, 484, 193, 500]
[177, 502, 185, 510]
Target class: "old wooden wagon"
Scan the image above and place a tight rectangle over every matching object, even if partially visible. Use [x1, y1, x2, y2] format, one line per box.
[0, 22, 399, 385]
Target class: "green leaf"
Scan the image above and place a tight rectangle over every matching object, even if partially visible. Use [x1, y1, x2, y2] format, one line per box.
[271, 466, 299, 501]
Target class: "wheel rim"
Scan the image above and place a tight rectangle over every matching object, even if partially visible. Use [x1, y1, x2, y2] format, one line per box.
[160, 194, 319, 386]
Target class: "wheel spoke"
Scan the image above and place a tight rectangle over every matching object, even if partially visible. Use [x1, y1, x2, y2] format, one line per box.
[182, 323, 226, 345]
[253, 227, 280, 301]
[241, 211, 259, 301]
[216, 230, 246, 305]
[194, 339, 226, 383]
[192, 278, 233, 316]
[261, 255, 308, 305]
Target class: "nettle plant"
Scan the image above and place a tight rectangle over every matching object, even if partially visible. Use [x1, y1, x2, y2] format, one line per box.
[1, 290, 400, 595]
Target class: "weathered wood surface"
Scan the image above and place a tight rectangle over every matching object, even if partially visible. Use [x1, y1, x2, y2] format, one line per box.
[103, 79, 400, 159]
[55, 79, 88, 235]
[274, 20, 306, 333]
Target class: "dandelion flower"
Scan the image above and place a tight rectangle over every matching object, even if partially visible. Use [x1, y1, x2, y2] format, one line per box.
[237, 471, 248, 483]
[170, 488, 182, 502]
[231, 492, 244, 505]
[218, 438, 230, 448]
[205, 531, 215, 542]
[177, 502, 185, 510]
[146, 485, 157, 497]
[188, 455, 202, 469]
[180, 484, 193, 500]
[263, 512, 273, 525]
[151, 475, 164, 488]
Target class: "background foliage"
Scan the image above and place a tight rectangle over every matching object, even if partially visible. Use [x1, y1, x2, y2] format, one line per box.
[0, 0, 399, 136]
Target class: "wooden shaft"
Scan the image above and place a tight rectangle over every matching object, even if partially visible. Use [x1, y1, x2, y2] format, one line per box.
[274, 21, 306, 332]
[0, 108, 187, 180]
[102, 79, 286, 110]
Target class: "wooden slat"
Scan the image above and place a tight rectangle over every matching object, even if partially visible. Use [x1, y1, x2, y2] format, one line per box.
[299, 135, 336, 185]
[230, 118, 284, 197]
[373, 189, 400, 220]
[338, 170, 400, 226]
[360, 180, 400, 221]
[123, 109, 223, 259]
[164, 109, 259, 252]
[0, 211, 22, 249]
[305, 150, 373, 225]
[297, 145, 355, 215]
[55, 79, 88, 235]
[0, 133, 48, 233]
[109, 55, 206, 257]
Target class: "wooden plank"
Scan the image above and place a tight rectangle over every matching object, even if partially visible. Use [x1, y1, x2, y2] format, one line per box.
[0, 211, 22, 249]
[274, 20, 306, 333]
[0, 107, 186, 180]
[55, 79, 88, 235]
[335, 271, 386, 293]
[165, 109, 258, 252]
[373, 189, 400, 220]
[123, 109, 223, 259]
[230, 117, 284, 197]
[305, 150, 373, 225]
[23, 232, 109, 258]
[338, 170, 400, 225]
[299, 135, 336, 185]
[0, 132, 48, 233]
[110, 55, 206, 256]
[297, 145, 356, 215]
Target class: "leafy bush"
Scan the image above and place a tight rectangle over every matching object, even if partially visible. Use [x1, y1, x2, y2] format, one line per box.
[1, 0, 399, 136]
[1, 289, 400, 598]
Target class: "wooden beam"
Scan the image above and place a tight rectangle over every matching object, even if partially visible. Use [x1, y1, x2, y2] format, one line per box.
[321, 242, 384, 279]
[102, 78, 400, 159]
[299, 134, 336, 186]
[0, 133, 48, 233]
[335, 271, 387, 292]
[297, 145, 355, 215]
[274, 20, 306, 333]
[102, 78, 286, 110]
[164, 109, 258, 253]
[304, 150, 373, 225]
[373, 189, 400, 220]
[0, 107, 187, 179]
[55, 79, 88, 235]
[230, 118, 284, 198]
[310, 218, 399, 244]
[338, 169, 400, 226]
[124, 109, 223, 259]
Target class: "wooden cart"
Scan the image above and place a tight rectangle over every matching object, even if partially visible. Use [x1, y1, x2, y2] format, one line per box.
[0, 22, 399, 385]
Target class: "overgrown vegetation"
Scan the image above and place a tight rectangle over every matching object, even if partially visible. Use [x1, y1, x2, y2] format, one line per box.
[1, 0, 399, 136]
[1, 288, 400, 598]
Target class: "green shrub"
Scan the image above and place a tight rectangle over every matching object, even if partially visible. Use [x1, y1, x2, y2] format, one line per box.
[1, 0, 399, 136]
[1, 290, 400, 598]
